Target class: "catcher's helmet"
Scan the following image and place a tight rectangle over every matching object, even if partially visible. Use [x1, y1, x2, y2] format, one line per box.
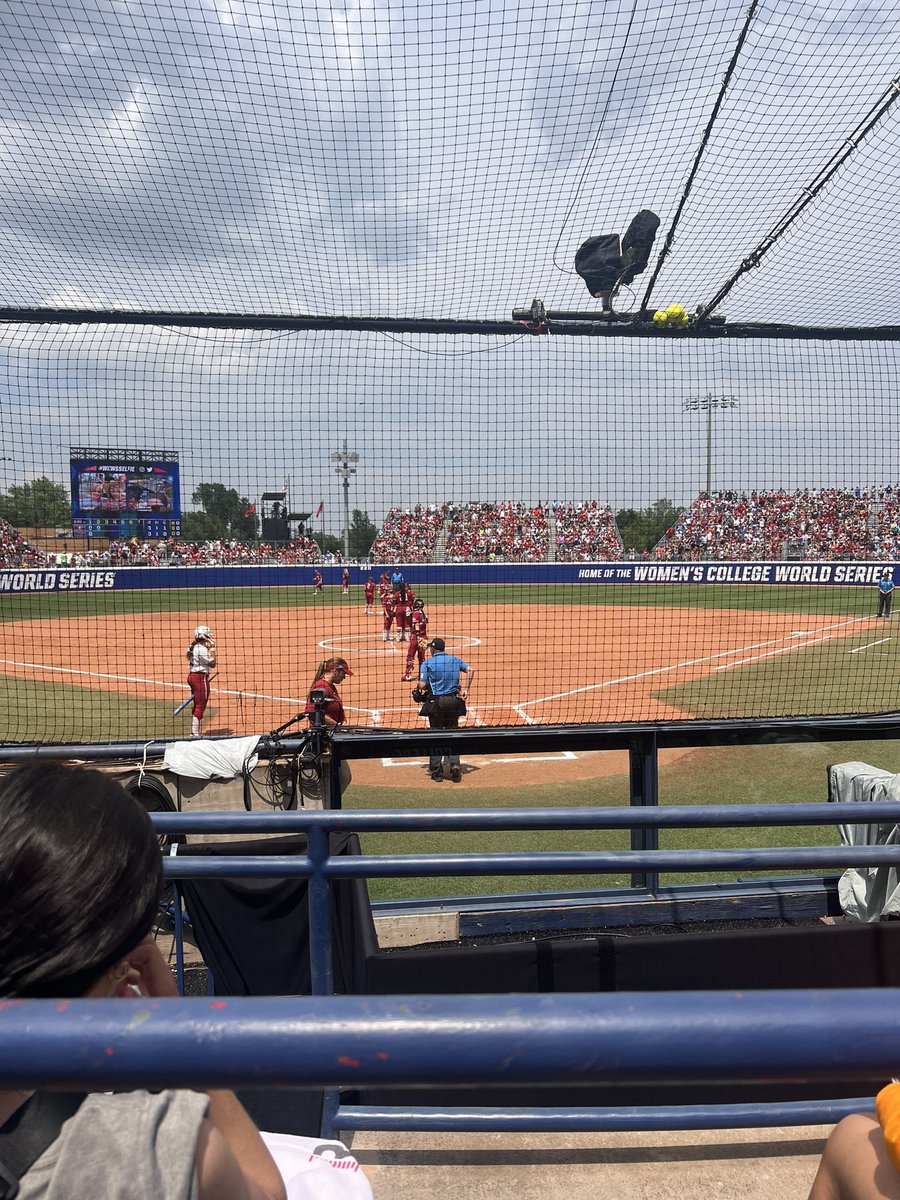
[414, 599, 425, 610]
[195, 625, 212, 640]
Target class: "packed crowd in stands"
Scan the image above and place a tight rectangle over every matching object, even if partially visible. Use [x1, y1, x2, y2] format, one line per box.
[44, 534, 326, 569]
[553, 501, 623, 562]
[874, 489, 900, 558]
[658, 488, 882, 561]
[6, 489, 900, 569]
[371, 504, 447, 562]
[443, 501, 549, 562]
[0, 519, 45, 568]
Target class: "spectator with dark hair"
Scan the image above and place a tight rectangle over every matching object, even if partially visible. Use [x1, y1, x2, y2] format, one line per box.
[0, 762, 286, 1200]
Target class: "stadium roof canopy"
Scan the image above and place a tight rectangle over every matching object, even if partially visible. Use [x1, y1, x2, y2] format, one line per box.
[0, 0, 897, 330]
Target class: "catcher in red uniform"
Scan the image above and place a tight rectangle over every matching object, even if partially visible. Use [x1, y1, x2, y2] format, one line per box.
[402, 600, 429, 680]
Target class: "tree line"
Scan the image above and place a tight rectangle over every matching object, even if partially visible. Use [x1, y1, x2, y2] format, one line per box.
[614, 498, 683, 554]
[0, 477, 380, 555]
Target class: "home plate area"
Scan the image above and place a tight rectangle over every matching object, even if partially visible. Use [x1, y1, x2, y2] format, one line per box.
[380, 751, 577, 767]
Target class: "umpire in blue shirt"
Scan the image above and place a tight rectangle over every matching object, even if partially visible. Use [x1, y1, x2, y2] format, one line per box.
[877, 569, 895, 618]
[420, 638, 474, 782]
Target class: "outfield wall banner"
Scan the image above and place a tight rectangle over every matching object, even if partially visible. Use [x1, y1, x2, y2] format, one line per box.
[0, 561, 894, 594]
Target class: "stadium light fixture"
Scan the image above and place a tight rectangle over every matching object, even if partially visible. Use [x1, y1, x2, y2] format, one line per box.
[331, 441, 359, 561]
[682, 392, 739, 495]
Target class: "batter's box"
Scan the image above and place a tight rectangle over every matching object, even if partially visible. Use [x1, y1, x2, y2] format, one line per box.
[380, 751, 577, 767]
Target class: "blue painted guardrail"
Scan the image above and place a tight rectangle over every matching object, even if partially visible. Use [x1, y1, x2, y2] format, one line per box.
[0, 991, 883, 1132]
[146, 802, 900, 1135]
[156, 802, 900, 997]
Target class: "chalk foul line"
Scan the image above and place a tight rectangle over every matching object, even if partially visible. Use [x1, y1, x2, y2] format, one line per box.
[515, 616, 868, 712]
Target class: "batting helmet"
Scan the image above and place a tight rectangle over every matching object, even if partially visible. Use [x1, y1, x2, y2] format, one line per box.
[195, 625, 212, 640]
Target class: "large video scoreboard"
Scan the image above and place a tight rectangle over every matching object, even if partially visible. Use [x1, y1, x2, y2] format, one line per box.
[69, 447, 181, 539]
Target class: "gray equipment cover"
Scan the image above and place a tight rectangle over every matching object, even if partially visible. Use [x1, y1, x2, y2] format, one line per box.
[828, 761, 900, 922]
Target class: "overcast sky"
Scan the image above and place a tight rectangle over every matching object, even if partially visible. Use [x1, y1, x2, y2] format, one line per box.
[1, 0, 899, 526]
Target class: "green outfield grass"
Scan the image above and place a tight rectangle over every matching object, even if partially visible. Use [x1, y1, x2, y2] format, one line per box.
[0, 675, 208, 744]
[0, 581, 878, 620]
[654, 625, 900, 717]
[351, 736, 900, 902]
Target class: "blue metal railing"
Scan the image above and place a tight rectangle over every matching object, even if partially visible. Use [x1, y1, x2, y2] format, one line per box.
[157, 802, 900, 996]
[8, 709, 900, 1138]
[147, 801, 900, 1135]
[0, 990, 884, 1131]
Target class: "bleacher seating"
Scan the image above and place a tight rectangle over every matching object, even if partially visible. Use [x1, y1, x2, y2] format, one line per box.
[443, 501, 550, 562]
[875, 488, 900, 557]
[4, 488, 899, 568]
[553, 501, 623, 561]
[0, 518, 47, 568]
[50, 534, 325, 568]
[370, 503, 446, 562]
[658, 488, 877, 561]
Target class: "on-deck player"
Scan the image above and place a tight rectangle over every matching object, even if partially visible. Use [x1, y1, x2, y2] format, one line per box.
[402, 599, 429, 681]
[364, 575, 376, 613]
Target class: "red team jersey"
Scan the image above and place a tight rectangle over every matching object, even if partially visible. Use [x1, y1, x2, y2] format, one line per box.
[409, 610, 428, 642]
[364, 580, 375, 601]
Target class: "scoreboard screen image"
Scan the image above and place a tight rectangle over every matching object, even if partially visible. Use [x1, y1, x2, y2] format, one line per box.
[69, 448, 181, 538]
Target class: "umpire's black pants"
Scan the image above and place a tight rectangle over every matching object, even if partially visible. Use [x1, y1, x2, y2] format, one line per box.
[878, 592, 893, 618]
[428, 694, 462, 776]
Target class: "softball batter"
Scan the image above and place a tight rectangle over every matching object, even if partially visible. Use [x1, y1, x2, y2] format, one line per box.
[185, 625, 217, 738]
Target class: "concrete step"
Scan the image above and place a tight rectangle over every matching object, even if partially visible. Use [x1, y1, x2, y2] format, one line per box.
[354, 1125, 830, 1200]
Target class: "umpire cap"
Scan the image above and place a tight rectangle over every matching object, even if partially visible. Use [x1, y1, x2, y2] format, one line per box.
[428, 638, 446, 651]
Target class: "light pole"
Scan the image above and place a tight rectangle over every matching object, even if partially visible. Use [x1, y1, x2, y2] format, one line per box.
[330, 441, 359, 561]
[681, 392, 739, 494]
